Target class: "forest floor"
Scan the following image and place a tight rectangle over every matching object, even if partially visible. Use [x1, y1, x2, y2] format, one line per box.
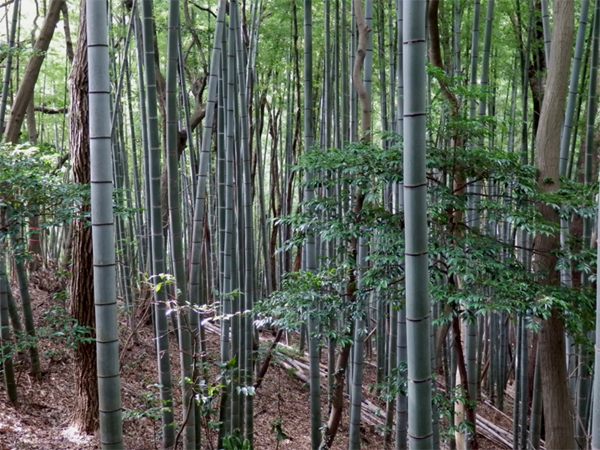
[0, 269, 513, 449]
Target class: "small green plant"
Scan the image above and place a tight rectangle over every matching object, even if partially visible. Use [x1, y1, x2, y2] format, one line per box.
[122, 386, 164, 421]
[221, 430, 252, 450]
[270, 418, 289, 443]
[0, 290, 95, 363]
[433, 384, 476, 444]
[41, 290, 94, 351]
[370, 362, 408, 401]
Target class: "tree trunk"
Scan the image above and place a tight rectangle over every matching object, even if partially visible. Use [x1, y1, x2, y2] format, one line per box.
[533, 1, 575, 449]
[25, 99, 37, 143]
[26, 96, 41, 271]
[27, 213, 42, 272]
[68, 0, 98, 433]
[4, 0, 63, 144]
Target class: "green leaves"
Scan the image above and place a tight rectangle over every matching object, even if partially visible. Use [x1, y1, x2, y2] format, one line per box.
[269, 101, 598, 349]
[255, 267, 349, 333]
[0, 144, 87, 256]
[270, 418, 289, 443]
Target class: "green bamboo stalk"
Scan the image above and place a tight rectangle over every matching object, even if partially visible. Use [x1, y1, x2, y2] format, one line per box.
[469, 0, 481, 121]
[124, 55, 145, 281]
[349, 239, 367, 450]
[177, 34, 197, 202]
[579, 4, 600, 449]
[132, 8, 152, 282]
[540, 0, 551, 66]
[0, 243, 17, 405]
[8, 214, 40, 380]
[0, 0, 20, 133]
[396, 306, 408, 450]
[403, 0, 433, 447]
[452, 0, 461, 78]
[218, 24, 234, 438]
[139, 0, 175, 446]
[385, 302, 398, 447]
[227, 7, 242, 434]
[304, 1, 322, 447]
[394, 3, 407, 448]
[375, 1, 387, 395]
[529, 346, 542, 449]
[189, 0, 227, 369]
[111, 94, 135, 331]
[363, 0, 373, 106]
[512, 318, 521, 449]
[165, 0, 195, 446]
[519, 316, 528, 449]
[449, 327, 457, 450]
[478, 0, 494, 119]
[575, 7, 600, 448]
[592, 160, 600, 450]
[231, 0, 256, 441]
[87, 0, 123, 446]
[506, 56, 518, 153]
[577, 348, 592, 449]
[387, 0, 395, 130]
[323, 0, 331, 149]
[498, 312, 507, 411]
[342, 0, 349, 143]
[333, 0, 342, 149]
[395, 0, 403, 136]
[559, 0, 590, 176]
[350, 0, 358, 143]
[5, 280, 22, 334]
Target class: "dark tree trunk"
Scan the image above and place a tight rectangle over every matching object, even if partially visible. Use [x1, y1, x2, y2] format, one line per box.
[68, 0, 98, 433]
[27, 214, 42, 272]
[528, 0, 547, 139]
[60, 1, 74, 63]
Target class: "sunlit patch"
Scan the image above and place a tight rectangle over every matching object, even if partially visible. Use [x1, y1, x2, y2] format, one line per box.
[61, 426, 96, 445]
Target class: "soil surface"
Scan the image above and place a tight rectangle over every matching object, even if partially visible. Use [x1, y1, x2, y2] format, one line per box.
[0, 271, 512, 449]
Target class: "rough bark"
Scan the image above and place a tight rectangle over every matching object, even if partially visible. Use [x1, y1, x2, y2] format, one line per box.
[533, 1, 575, 449]
[68, 0, 98, 433]
[4, 0, 63, 144]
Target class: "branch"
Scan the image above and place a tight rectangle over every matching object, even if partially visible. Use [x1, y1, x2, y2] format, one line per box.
[190, 2, 217, 18]
[51, 153, 70, 175]
[33, 105, 67, 114]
